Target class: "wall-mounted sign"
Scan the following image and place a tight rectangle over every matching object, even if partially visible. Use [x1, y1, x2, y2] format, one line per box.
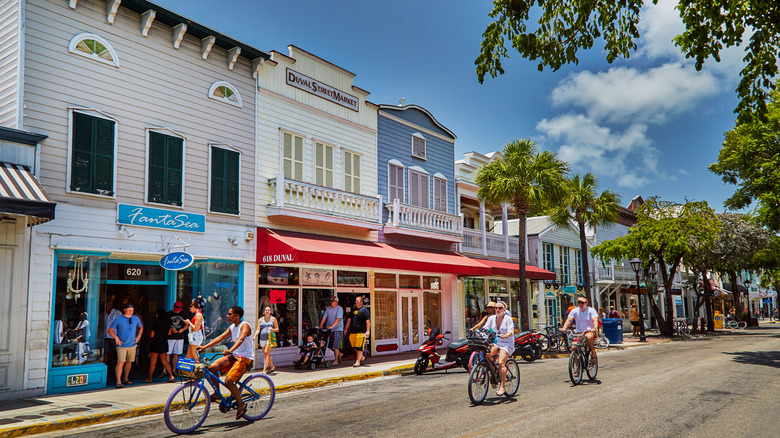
[117, 204, 205, 233]
[66, 374, 88, 387]
[563, 286, 576, 293]
[286, 68, 359, 112]
[270, 289, 287, 304]
[160, 252, 195, 270]
[107, 263, 166, 281]
[302, 268, 333, 286]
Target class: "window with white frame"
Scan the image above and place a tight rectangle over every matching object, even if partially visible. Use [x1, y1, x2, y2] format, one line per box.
[575, 249, 584, 285]
[559, 246, 570, 284]
[68, 33, 119, 67]
[314, 141, 334, 188]
[543, 243, 555, 281]
[282, 132, 304, 181]
[344, 150, 361, 193]
[69, 110, 116, 196]
[409, 168, 429, 208]
[147, 130, 184, 206]
[388, 161, 404, 202]
[411, 133, 426, 160]
[433, 175, 447, 212]
[210, 145, 240, 215]
[208, 81, 242, 107]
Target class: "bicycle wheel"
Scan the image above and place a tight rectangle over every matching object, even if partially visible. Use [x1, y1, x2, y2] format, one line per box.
[586, 353, 598, 380]
[414, 356, 429, 375]
[726, 320, 737, 329]
[737, 321, 747, 329]
[468, 351, 481, 374]
[595, 335, 609, 350]
[467, 362, 489, 405]
[568, 351, 582, 385]
[518, 348, 535, 362]
[504, 358, 520, 397]
[240, 373, 275, 421]
[539, 334, 550, 351]
[164, 381, 210, 434]
[560, 335, 571, 353]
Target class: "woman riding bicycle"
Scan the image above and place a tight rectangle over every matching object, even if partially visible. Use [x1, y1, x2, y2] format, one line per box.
[485, 300, 514, 396]
[562, 297, 599, 365]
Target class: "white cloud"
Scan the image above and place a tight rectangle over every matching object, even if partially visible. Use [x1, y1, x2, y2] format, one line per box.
[550, 64, 720, 124]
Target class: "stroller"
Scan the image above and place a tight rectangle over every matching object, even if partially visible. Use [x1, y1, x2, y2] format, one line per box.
[294, 328, 335, 369]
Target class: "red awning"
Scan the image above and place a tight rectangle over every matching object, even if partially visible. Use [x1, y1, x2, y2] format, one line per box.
[258, 228, 492, 276]
[473, 258, 556, 280]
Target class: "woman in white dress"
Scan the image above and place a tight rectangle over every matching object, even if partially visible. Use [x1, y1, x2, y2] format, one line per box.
[485, 300, 515, 396]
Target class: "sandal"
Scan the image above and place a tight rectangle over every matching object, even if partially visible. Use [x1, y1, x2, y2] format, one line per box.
[168, 378, 175, 383]
[123, 380, 134, 385]
[116, 383, 124, 389]
[496, 389, 505, 396]
[142, 379, 153, 383]
[235, 403, 247, 420]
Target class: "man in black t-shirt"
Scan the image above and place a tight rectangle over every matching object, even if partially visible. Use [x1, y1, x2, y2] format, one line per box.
[344, 296, 370, 367]
[167, 301, 188, 372]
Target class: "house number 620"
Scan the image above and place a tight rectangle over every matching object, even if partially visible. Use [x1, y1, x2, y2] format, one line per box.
[127, 268, 142, 276]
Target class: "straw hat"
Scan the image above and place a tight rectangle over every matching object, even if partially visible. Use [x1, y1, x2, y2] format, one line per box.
[486, 301, 497, 308]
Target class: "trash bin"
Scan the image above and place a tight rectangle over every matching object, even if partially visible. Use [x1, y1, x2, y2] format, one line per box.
[602, 318, 623, 344]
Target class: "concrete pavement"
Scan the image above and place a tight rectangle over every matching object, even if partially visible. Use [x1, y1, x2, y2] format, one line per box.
[0, 329, 715, 437]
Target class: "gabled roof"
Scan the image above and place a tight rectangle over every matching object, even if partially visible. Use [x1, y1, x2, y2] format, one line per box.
[377, 104, 456, 139]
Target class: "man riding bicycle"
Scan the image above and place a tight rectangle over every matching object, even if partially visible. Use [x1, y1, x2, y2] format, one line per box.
[561, 297, 599, 367]
[196, 306, 254, 420]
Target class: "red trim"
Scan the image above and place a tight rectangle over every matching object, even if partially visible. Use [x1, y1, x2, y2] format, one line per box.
[257, 228, 492, 276]
[471, 258, 556, 280]
[375, 344, 398, 352]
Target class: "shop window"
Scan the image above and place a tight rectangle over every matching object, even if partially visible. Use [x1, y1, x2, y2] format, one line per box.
[423, 292, 440, 334]
[69, 110, 116, 196]
[489, 279, 508, 296]
[147, 130, 184, 206]
[337, 270, 367, 287]
[52, 254, 107, 368]
[259, 288, 299, 347]
[344, 150, 361, 193]
[210, 145, 240, 215]
[315, 141, 334, 188]
[301, 268, 333, 286]
[208, 81, 242, 107]
[463, 277, 485, 330]
[282, 132, 304, 181]
[195, 261, 241, 341]
[258, 266, 299, 285]
[68, 33, 119, 67]
[423, 276, 441, 290]
[302, 289, 333, 335]
[375, 291, 397, 340]
[375, 273, 396, 289]
[399, 274, 421, 289]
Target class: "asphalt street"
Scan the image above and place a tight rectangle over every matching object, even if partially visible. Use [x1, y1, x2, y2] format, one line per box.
[44, 326, 780, 438]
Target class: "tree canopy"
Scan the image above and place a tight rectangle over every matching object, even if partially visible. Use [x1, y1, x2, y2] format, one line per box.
[476, 0, 780, 120]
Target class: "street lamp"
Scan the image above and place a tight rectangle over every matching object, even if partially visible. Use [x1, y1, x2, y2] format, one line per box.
[744, 280, 751, 321]
[629, 258, 647, 342]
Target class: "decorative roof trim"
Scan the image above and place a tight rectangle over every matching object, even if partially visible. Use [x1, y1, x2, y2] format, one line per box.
[0, 126, 48, 146]
[377, 104, 456, 139]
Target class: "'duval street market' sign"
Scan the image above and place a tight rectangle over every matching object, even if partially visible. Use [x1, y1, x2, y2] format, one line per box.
[117, 204, 205, 233]
[160, 252, 195, 271]
[286, 68, 359, 111]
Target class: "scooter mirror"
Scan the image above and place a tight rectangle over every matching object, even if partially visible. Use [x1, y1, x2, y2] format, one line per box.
[444, 331, 451, 335]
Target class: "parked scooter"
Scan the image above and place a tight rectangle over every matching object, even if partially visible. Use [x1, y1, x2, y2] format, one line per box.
[414, 325, 472, 374]
[513, 331, 543, 362]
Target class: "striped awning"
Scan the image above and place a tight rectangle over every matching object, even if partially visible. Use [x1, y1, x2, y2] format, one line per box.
[0, 162, 56, 225]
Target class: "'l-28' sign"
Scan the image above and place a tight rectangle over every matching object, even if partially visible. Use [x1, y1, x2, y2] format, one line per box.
[117, 204, 205, 233]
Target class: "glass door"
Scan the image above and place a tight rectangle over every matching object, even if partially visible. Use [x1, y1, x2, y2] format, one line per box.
[399, 293, 422, 351]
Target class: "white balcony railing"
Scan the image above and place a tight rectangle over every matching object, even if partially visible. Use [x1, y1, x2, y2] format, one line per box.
[596, 261, 636, 282]
[268, 173, 381, 224]
[385, 199, 462, 236]
[461, 228, 520, 259]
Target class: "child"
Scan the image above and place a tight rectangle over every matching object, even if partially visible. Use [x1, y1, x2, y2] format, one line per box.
[293, 334, 317, 365]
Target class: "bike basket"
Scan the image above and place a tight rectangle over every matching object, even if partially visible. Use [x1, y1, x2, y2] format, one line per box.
[467, 329, 496, 350]
[176, 357, 205, 380]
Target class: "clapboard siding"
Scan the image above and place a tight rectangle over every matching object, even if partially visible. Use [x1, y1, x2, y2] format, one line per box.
[22, 0, 256, 224]
[0, 0, 20, 128]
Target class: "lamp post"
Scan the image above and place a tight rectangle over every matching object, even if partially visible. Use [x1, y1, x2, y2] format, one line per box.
[744, 279, 751, 323]
[629, 258, 647, 342]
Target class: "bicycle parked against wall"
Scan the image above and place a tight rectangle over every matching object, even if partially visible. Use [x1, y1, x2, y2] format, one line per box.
[545, 327, 571, 353]
[568, 332, 598, 385]
[725, 316, 747, 329]
[163, 353, 275, 434]
[673, 319, 691, 339]
[466, 329, 520, 404]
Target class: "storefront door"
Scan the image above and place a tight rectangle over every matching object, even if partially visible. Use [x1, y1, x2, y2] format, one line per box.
[400, 293, 422, 351]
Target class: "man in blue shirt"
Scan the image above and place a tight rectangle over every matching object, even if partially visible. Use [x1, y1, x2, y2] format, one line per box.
[108, 303, 143, 388]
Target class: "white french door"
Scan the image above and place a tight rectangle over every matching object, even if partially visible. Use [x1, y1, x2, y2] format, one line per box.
[399, 293, 423, 351]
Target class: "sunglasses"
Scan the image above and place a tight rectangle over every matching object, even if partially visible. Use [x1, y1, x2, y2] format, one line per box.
[127, 317, 132, 324]
[578, 301, 588, 305]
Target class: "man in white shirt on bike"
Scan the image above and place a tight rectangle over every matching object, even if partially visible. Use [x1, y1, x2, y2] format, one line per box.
[562, 297, 599, 364]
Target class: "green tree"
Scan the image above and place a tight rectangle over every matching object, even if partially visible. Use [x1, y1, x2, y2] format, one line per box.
[476, 139, 569, 331]
[709, 87, 780, 231]
[591, 198, 719, 336]
[549, 173, 621, 304]
[476, 0, 780, 119]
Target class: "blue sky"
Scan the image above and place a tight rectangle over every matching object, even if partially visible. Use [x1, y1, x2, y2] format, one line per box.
[153, 0, 744, 212]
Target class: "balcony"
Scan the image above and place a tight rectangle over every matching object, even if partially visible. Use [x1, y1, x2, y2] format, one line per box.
[267, 173, 382, 230]
[383, 199, 462, 243]
[461, 228, 520, 259]
[595, 261, 636, 283]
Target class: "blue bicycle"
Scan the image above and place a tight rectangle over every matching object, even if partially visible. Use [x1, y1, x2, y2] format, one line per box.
[163, 354, 275, 434]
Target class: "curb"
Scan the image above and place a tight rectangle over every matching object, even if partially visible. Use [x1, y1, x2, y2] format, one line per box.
[0, 364, 416, 437]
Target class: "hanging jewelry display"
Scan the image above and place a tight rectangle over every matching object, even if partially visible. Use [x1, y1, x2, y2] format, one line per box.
[66, 256, 89, 302]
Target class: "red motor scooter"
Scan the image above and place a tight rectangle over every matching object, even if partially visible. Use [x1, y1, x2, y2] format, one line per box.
[513, 330, 543, 362]
[414, 326, 472, 374]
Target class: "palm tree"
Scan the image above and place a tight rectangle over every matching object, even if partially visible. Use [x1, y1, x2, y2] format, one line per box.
[549, 173, 621, 305]
[476, 139, 569, 331]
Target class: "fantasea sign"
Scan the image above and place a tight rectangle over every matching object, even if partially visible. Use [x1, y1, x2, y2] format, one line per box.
[160, 252, 195, 271]
[286, 68, 359, 112]
[117, 204, 205, 233]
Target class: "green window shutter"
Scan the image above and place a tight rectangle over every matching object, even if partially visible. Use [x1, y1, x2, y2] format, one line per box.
[70, 112, 114, 195]
[210, 147, 239, 214]
[148, 132, 166, 203]
[148, 132, 183, 205]
[167, 137, 183, 206]
[225, 150, 239, 214]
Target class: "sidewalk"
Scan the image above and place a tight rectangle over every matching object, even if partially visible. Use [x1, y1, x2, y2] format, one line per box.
[0, 335, 675, 437]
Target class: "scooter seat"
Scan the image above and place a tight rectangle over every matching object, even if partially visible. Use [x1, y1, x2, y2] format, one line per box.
[516, 331, 532, 338]
[447, 337, 468, 350]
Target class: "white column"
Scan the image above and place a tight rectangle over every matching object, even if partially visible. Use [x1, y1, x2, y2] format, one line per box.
[479, 202, 487, 256]
[275, 172, 285, 208]
[501, 204, 509, 259]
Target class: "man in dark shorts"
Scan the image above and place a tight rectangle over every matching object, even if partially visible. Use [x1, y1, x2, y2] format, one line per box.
[167, 301, 188, 372]
[344, 296, 370, 367]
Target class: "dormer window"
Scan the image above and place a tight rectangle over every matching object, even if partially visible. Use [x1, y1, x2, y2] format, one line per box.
[411, 133, 426, 160]
[208, 81, 243, 107]
[68, 33, 119, 67]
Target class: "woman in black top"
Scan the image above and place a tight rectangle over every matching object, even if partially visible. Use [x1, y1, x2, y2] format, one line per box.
[145, 308, 174, 383]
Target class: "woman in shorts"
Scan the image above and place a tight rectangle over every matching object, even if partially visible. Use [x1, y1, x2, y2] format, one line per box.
[253, 306, 279, 374]
[184, 300, 204, 359]
[486, 301, 515, 396]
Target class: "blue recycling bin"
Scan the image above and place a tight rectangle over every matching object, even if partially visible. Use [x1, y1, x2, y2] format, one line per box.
[602, 318, 623, 344]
